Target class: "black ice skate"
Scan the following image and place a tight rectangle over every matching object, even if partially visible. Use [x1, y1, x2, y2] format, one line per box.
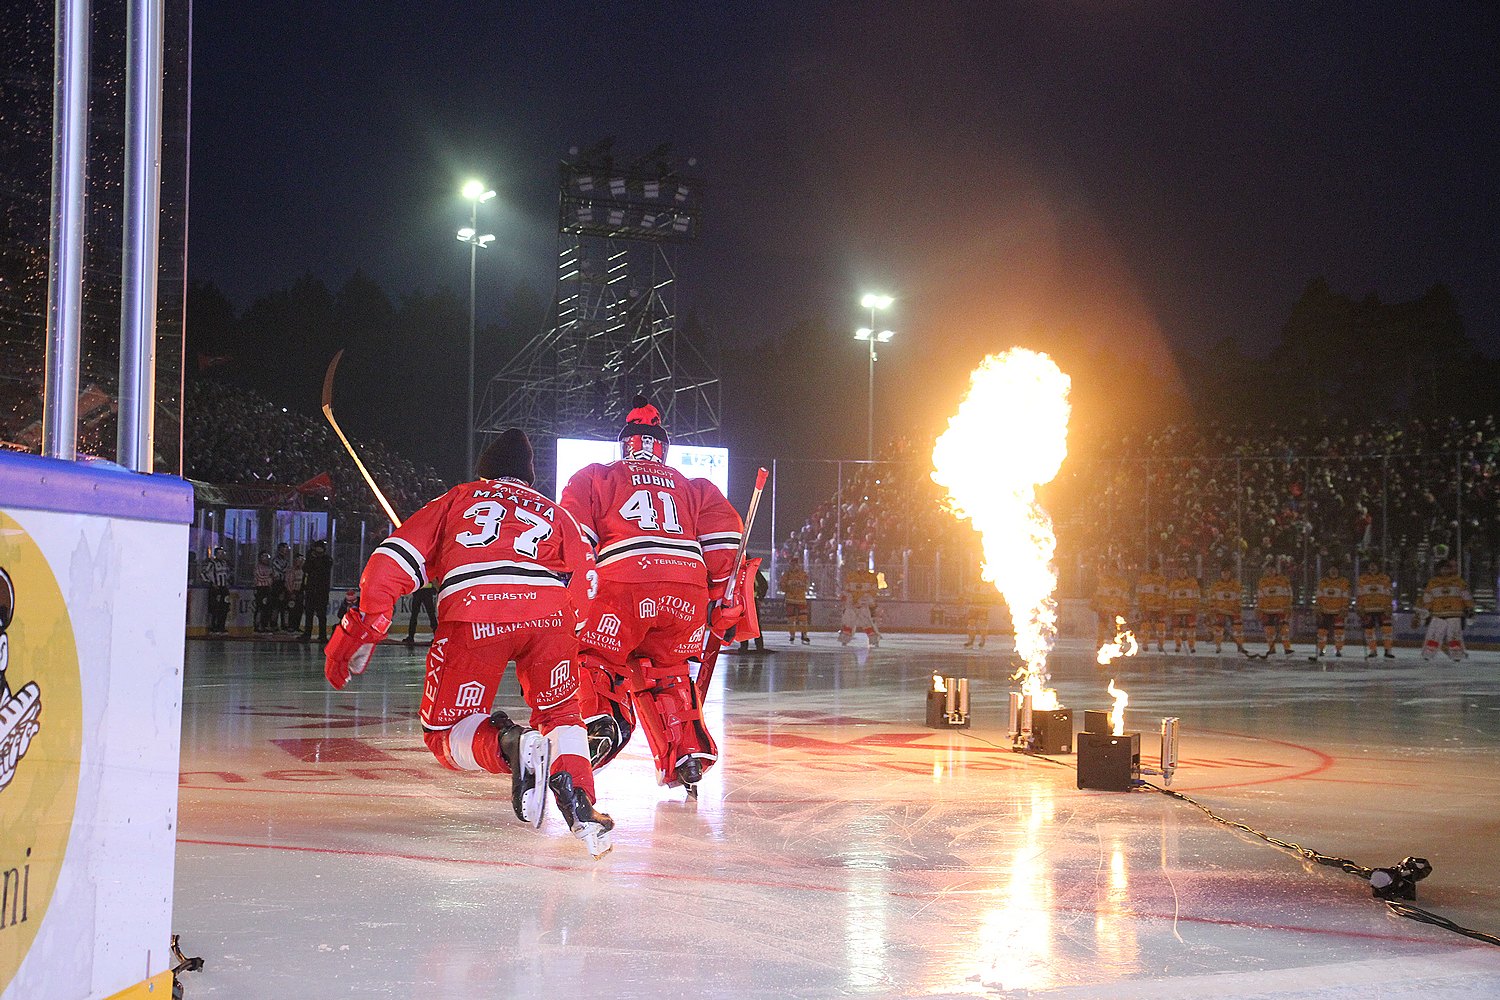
[493, 711, 550, 828]
[674, 756, 703, 799]
[548, 772, 614, 859]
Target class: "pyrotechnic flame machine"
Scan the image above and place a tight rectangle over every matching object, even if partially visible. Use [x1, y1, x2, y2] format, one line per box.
[1158, 717, 1180, 786]
[1006, 689, 1071, 753]
[926, 674, 971, 729]
[1008, 691, 1031, 745]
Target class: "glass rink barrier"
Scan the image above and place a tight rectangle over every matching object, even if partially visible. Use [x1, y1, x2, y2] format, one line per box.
[0, 451, 193, 999]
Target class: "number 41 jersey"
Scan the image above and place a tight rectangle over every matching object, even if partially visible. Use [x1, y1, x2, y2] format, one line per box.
[560, 459, 743, 591]
[360, 476, 596, 625]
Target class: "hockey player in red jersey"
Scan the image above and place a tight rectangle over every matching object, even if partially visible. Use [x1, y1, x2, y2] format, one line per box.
[561, 396, 745, 795]
[324, 429, 614, 857]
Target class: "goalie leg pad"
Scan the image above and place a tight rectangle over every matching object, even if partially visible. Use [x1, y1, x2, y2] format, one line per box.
[576, 656, 636, 769]
[626, 657, 718, 785]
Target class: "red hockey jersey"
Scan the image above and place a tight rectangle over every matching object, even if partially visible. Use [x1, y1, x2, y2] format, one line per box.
[358, 477, 596, 625]
[560, 459, 742, 590]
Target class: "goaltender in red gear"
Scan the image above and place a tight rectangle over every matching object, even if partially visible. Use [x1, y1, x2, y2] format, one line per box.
[560, 395, 745, 793]
[324, 428, 614, 857]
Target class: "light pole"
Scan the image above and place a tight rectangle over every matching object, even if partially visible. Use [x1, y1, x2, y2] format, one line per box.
[855, 293, 894, 461]
[458, 180, 495, 478]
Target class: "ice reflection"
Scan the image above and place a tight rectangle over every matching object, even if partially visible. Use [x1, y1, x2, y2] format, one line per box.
[1095, 842, 1139, 969]
[844, 865, 889, 992]
[974, 787, 1056, 992]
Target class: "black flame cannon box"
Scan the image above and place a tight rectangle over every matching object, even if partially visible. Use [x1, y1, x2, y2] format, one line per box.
[1077, 709, 1140, 792]
[925, 676, 971, 729]
[1030, 709, 1073, 754]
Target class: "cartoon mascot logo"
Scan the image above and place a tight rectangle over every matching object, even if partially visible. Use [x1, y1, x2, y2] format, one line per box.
[1, 514, 84, 991]
[0, 567, 41, 793]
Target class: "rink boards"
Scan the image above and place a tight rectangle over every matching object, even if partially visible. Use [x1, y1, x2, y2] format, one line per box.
[0, 452, 191, 1000]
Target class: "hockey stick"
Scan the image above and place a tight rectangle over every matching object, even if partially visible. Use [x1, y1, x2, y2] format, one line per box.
[696, 466, 769, 699]
[321, 350, 403, 527]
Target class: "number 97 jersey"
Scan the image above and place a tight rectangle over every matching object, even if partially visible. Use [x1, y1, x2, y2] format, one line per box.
[361, 477, 597, 626]
[560, 460, 743, 591]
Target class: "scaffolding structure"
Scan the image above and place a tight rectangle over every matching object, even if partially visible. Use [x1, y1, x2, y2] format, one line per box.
[477, 146, 720, 491]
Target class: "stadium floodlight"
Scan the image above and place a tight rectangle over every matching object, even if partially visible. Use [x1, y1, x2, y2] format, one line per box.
[459, 179, 497, 478]
[857, 293, 896, 459]
[461, 179, 496, 202]
[556, 159, 702, 243]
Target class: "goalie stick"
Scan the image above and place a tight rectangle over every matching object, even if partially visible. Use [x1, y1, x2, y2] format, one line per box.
[695, 466, 769, 699]
[321, 350, 404, 527]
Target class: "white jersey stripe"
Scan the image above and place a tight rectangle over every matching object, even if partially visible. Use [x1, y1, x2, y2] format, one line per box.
[597, 546, 707, 570]
[596, 536, 703, 560]
[438, 572, 566, 604]
[373, 543, 423, 587]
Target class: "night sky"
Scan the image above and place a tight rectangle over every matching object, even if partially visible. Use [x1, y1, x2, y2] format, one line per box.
[190, 2, 1500, 435]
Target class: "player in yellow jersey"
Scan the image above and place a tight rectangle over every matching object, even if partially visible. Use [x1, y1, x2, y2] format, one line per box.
[1256, 558, 1295, 657]
[964, 580, 995, 648]
[779, 562, 811, 644]
[1135, 562, 1169, 653]
[1312, 563, 1352, 659]
[1093, 557, 1131, 648]
[1355, 558, 1395, 659]
[838, 566, 880, 647]
[1417, 559, 1473, 662]
[1205, 565, 1245, 655]
[1167, 562, 1202, 654]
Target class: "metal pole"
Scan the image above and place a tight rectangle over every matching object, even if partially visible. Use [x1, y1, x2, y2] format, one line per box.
[835, 460, 843, 586]
[866, 318, 875, 461]
[466, 200, 477, 479]
[42, 0, 92, 461]
[118, 0, 166, 472]
[1234, 458, 1243, 583]
[1455, 451, 1463, 566]
[768, 457, 777, 589]
[1381, 455, 1389, 562]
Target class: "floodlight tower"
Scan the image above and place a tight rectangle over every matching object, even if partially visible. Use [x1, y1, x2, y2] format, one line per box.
[477, 144, 719, 494]
[855, 292, 894, 460]
[458, 179, 496, 478]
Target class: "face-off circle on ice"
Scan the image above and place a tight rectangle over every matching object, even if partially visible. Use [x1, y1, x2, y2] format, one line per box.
[0, 513, 83, 989]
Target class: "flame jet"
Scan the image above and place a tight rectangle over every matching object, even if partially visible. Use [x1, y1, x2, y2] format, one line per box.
[933, 348, 1071, 707]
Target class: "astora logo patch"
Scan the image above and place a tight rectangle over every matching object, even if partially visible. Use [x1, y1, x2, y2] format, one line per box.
[455, 680, 485, 709]
[638, 598, 658, 619]
[548, 660, 571, 690]
[597, 614, 621, 637]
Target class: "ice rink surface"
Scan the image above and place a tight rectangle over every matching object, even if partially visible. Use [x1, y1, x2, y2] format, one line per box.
[175, 633, 1500, 998]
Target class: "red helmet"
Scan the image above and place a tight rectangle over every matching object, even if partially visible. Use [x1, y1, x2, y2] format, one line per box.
[619, 395, 668, 462]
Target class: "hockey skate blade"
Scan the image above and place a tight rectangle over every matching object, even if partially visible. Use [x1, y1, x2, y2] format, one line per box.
[575, 821, 613, 860]
[516, 731, 552, 829]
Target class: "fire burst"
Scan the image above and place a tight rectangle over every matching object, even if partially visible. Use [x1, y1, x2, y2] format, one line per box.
[1097, 616, 1139, 665]
[932, 348, 1071, 708]
[1107, 679, 1129, 736]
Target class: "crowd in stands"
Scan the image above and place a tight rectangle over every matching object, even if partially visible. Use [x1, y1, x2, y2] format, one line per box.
[774, 418, 1500, 605]
[1068, 417, 1500, 585]
[182, 379, 448, 518]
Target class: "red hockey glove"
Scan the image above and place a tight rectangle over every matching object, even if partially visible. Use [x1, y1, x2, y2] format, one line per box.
[325, 608, 391, 690]
[709, 598, 744, 639]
